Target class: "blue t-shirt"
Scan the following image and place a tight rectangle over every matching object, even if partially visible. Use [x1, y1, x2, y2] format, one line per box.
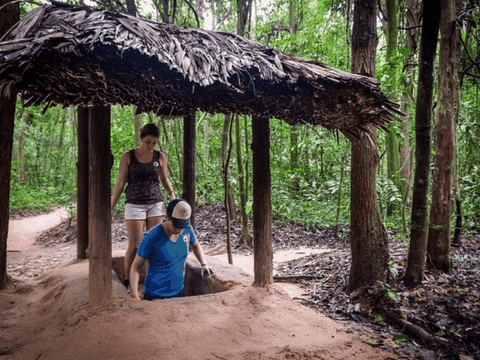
[137, 224, 196, 299]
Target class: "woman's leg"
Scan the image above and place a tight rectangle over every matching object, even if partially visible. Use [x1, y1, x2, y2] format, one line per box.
[146, 216, 164, 231]
[124, 219, 145, 283]
[146, 202, 166, 231]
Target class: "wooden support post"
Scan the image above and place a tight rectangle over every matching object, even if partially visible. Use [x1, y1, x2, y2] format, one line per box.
[77, 106, 89, 259]
[0, 93, 16, 290]
[183, 111, 196, 226]
[252, 115, 273, 286]
[88, 105, 112, 309]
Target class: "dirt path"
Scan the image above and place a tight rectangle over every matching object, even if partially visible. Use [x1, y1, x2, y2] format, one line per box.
[210, 248, 331, 299]
[7, 208, 69, 252]
[1, 210, 402, 360]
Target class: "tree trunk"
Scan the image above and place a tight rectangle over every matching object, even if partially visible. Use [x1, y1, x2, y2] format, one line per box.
[452, 0, 462, 246]
[0, 0, 19, 290]
[77, 106, 89, 259]
[88, 106, 112, 309]
[347, 0, 388, 293]
[134, 107, 142, 147]
[0, 94, 15, 291]
[17, 112, 27, 184]
[125, 0, 136, 16]
[161, 0, 169, 22]
[252, 116, 273, 287]
[183, 111, 196, 226]
[224, 117, 234, 264]
[235, 115, 252, 246]
[427, 0, 456, 273]
[385, 0, 401, 217]
[235, 0, 253, 245]
[405, 0, 441, 286]
[399, 0, 421, 232]
[221, 115, 235, 220]
[237, 0, 252, 36]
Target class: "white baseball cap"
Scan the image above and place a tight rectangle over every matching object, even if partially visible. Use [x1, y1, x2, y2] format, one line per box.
[167, 199, 191, 228]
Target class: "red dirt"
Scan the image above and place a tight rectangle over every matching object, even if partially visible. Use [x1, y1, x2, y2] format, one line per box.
[1, 210, 401, 360]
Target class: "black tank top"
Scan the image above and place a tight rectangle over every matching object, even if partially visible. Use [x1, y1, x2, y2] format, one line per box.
[125, 150, 164, 204]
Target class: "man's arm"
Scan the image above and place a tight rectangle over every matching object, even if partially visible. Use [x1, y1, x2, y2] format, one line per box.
[191, 241, 214, 276]
[130, 254, 147, 300]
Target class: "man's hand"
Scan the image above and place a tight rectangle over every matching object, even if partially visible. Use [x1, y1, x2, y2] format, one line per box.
[201, 264, 215, 276]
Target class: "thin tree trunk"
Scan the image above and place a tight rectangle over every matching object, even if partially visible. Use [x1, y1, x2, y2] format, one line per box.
[235, 115, 252, 246]
[183, 111, 196, 226]
[54, 109, 68, 187]
[405, 0, 441, 286]
[173, 118, 183, 181]
[290, 126, 299, 194]
[224, 119, 234, 264]
[134, 107, 142, 147]
[244, 115, 250, 220]
[17, 111, 27, 184]
[385, 0, 400, 217]
[452, 0, 462, 246]
[399, 0, 420, 233]
[334, 146, 347, 241]
[77, 106, 89, 259]
[235, 0, 253, 244]
[427, 0, 456, 273]
[347, 0, 389, 293]
[221, 115, 235, 220]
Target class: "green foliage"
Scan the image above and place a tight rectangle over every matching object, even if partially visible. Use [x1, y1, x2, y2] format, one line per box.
[9, 182, 71, 213]
[377, 281, 399, 303]
[393, 334, 409, 346]
[373, 315, 383, 324]
[10, 105, 77, 212]
[8, 0, 480, 239]
[389, 260, 398, 278]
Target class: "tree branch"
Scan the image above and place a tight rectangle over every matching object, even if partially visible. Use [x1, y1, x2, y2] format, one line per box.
[459, 31, 480, 77]
[183, 0, 199, 28]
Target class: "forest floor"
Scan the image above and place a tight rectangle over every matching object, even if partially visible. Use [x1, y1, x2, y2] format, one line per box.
[1, 205, 479, 359]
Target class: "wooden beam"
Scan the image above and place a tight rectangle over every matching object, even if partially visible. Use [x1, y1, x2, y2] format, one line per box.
[88, 105, 112, 309]
[77, 106, 88, 259]
[0, 93, 16, 290]
[252, 115, 273, 286]
[182, 111, 196, 226]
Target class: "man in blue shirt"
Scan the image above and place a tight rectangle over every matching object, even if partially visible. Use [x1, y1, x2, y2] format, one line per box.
[130, 199, 215, 300]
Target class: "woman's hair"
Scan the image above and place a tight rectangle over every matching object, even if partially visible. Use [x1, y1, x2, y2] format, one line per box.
[140, 123, 160, 139]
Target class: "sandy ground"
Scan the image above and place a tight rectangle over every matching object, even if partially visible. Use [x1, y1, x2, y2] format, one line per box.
[7, 208, 70, 252]
[1, 209, 401, 360]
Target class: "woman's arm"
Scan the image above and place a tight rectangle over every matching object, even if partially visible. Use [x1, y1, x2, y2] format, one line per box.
[111, 152, 130, 213]
[158, 152, 175, 201]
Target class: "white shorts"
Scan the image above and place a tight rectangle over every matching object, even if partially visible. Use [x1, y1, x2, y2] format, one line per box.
[125, 202, 166, 220]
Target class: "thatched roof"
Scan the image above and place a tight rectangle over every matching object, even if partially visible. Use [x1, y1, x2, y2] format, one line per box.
[0, 2, 401, 137]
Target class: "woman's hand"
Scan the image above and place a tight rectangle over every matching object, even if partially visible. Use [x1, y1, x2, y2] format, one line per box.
[168, 191, 175, 201]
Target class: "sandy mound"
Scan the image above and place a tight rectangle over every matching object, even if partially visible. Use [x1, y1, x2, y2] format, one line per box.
[0, 260, 398, 360]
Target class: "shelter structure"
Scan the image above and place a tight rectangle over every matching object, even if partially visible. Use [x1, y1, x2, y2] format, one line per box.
[0, 2, 401, 308]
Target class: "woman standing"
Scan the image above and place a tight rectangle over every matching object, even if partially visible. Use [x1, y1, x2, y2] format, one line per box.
[111, 123, 175, 290]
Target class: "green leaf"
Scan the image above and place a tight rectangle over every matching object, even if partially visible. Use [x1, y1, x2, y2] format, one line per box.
[387, 290, 399, 303]
[393, 334, 409, 345]
[364, 340, 377, 346]
[373, 316, 383, 324]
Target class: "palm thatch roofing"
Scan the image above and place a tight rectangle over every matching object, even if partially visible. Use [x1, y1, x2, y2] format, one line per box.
[0, 2, 401, 137]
